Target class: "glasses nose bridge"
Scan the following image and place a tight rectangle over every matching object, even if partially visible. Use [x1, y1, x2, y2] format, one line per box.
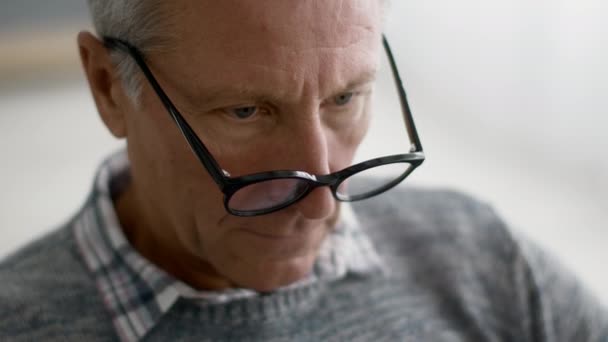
[307, 171, 343, 192]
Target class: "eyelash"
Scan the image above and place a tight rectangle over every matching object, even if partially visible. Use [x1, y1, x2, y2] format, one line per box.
[223, 105, 269, 121]
[327, 91, 362, 108]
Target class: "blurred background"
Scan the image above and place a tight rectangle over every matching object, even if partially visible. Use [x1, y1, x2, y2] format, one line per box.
[0, 1, 606, 303]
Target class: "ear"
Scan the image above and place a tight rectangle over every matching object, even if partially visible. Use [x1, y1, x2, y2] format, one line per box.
[77, 31, 128, 138]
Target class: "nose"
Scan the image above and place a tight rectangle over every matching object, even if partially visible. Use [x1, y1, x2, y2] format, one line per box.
[295, 185, 336, 220]
[286, 115, 336, 220]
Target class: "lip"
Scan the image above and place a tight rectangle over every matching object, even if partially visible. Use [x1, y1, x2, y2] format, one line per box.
[235, 228, 314, 260]
[239, 228, 299, 240]
[234, 216, 325, 240]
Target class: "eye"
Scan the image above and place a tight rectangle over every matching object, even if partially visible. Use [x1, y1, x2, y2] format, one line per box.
[229, 106, 258, 119]
[333, 92, 354, 106]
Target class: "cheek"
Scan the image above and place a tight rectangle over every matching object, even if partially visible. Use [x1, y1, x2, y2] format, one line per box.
[126, 106, 190, 200]
[125, 103, 228, 250]
[327, 110, 372, 170]
[176, 184, 228, 258]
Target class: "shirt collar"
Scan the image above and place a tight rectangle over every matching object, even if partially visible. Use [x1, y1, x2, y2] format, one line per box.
[73, 149, 383, 342]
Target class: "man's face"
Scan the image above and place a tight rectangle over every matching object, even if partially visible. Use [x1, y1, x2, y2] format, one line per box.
[120, 0, 383, 291]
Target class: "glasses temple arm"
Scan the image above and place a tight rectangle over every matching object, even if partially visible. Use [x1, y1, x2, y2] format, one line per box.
[382, 35, 424, 153]
[103, 38, 228, 188]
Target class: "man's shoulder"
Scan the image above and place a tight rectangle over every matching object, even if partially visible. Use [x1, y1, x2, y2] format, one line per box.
[354, 186, 514, 251]
[351, 187, 539, 336]
[0, 225, 112, 340]
[354, 186, 522, 289]
[0, 225, 87, 291]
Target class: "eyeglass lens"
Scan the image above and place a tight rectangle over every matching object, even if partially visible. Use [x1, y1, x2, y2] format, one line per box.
[227, 178, 310, 212]
[335, 162, 413, 199]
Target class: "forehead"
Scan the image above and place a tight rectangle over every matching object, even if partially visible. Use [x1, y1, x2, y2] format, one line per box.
[158, 0, 383, 100]
[172, 0, 381, 47]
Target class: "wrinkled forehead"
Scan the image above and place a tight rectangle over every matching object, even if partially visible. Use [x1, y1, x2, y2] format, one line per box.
[160, 0, 382, 57]
[151, 0, 384, 103]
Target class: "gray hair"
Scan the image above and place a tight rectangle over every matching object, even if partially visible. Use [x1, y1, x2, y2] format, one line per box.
[87, 0, 174, 105]
[87, 0, 391, 105]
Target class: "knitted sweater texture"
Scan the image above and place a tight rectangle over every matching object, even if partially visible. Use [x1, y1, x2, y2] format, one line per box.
[1, 187, 607, 341]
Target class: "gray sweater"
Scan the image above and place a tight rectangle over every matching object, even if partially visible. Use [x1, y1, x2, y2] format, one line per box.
[1, 187, 607, 341]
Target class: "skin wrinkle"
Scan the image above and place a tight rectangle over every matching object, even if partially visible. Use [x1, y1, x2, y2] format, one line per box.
[144, 26, 377, 117]
[207, 55, 375, 105]
[104, 1, 386, 102]
[174, 67, 376, 142]
[144, 59, 291, 117]
[170, 6, 376, 100]
[224, 24, 373, 52]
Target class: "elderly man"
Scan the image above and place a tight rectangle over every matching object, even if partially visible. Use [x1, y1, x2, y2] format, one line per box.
[1, 0, 607, 341]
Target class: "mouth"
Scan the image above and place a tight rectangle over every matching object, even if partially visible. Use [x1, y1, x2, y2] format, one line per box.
[223, 205, 342, 256]
[239, 227, 307, 240]
[232, 227, 317, 261]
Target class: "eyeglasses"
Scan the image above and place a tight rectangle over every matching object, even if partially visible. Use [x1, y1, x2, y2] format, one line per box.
[104, 35, 425, 217]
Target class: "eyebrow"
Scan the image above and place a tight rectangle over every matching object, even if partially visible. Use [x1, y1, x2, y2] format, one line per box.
[343, 68, 379, 90]
[178, 68, 378, 109]
[184, 86, 282, 108]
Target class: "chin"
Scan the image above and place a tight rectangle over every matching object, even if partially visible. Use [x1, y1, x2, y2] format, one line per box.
[233, 253, 317, 292]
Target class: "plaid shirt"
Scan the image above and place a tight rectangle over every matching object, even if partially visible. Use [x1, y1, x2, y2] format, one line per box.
[73, 150, 383, 342]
